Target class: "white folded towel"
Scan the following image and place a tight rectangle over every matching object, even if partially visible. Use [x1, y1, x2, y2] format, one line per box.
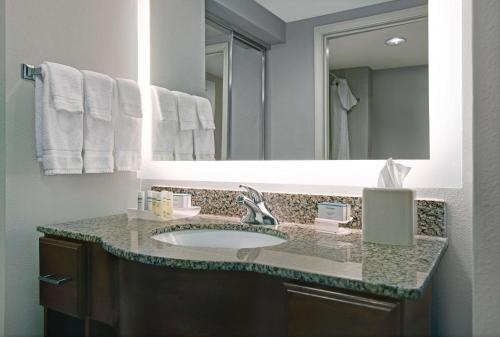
[151, 86, 175, 161]
[82, 70, 114, 173]
[173, 91, 194, 160]
[175, 130, 194, 161]
[114, 78, 142, 171]
[151, 87, 194, 160]
[35, 62, 84, 175]
[195, 96, 216, 130]
[194, 129, 215, 161]
[47, 62, 84, 113]
[156, 87, 178, 122]
[193, 96, 216, 161]
[176, 92, 197, 130]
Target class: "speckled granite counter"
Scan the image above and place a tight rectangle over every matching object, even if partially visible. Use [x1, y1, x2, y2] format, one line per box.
[37, 214, 447, 300]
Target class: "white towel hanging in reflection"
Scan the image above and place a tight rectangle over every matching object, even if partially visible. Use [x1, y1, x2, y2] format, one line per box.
[114, 78, 142, 171]
[193, 96, 216, 161]
[331, 78, 358, 160]
[151, 86, 176, 161]
[151, 86, 194, 161]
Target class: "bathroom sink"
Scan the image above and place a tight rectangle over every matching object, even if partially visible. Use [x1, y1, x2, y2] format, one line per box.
[152, 229, 287, 249]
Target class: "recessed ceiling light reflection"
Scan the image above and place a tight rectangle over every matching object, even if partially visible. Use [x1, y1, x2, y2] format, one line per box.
[385, 37, 407, 46]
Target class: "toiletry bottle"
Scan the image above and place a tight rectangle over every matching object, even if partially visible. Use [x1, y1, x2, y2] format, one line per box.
[168, 191, 174, 214]
[161, 191, 174, 218]
[147, 191, 153, 212]
[154, 192, 161, 216]
[161, 191, 167, 219]
[152, 191, 157, 216]
[137, 191, 145, 211]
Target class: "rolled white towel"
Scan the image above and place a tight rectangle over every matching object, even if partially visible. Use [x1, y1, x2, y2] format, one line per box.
[114, 78, 142, 171]
[82, 70, 114, 173]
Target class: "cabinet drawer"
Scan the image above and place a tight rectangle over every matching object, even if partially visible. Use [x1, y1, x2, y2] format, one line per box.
[39, 237, 86, 318]
[285, 283, 401, 337]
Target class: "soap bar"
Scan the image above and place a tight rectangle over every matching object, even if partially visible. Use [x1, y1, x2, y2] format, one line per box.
[313, 218, 340, 233]
[362, 188, 416, 246]
[318, 202, 351, 221]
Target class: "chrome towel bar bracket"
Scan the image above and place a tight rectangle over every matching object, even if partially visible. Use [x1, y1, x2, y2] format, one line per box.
[21, 63, 42, 81]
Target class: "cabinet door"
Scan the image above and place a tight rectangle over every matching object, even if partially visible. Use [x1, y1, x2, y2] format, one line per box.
[39, 237, 86, 318]
[285, 283, 401, 337]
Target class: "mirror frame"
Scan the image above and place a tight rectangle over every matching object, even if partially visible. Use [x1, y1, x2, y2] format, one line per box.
[314, 6, 428, 160]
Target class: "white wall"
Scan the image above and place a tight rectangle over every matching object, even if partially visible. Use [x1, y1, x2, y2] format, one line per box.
[150, 0, 205, 96]
[0, 0, 5, 332]
[472, 0, 500, 335]
[370, 65, 429, 159]
[231, 42, 264, 159]
[4, 1, 139, 336]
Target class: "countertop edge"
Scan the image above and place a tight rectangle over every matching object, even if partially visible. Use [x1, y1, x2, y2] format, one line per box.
[36, 224, 446, 301]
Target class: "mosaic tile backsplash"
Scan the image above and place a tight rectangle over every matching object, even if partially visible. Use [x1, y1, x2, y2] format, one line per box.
[152, 186, 446, 237]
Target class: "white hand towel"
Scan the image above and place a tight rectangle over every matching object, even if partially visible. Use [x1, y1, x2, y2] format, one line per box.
[46, 61, 84, 113]
[35, 62, 84, 175]
[114, 78, 142, 171]
[175, 130, 194, 161]
[174, 91, 195, 160]
[151, 86, 175, 161]
[156, 86, 178, 122]
[176, 92, 197, 130]
[195, 96, 216, 130]
[194, 129, 215, 161]
[82, 70, 115, 173]
[193, 96, 216, 161]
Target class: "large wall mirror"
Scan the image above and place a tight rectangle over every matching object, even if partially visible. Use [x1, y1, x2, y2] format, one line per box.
[150, 1, 429, 161]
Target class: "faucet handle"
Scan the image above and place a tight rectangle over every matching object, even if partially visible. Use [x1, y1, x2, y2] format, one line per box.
[239, 185, 264, 203]
[236, 194, 263, 224]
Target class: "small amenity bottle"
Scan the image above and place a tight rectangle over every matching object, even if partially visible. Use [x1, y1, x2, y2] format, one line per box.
[154, 192, 161, 216]
[137, 191, 145, 211]
[161, 191, 173, 218]
[146, 191, 153, 212]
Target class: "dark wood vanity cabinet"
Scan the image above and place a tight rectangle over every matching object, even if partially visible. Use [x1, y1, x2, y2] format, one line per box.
[39, 237, 87, 319]
[39, 237, 117, 337]
[39, 236, 432, 337]
[284, 282, 432, 337]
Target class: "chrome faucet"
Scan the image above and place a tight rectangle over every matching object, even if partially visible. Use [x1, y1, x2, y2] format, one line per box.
[236, 185, 279, 225]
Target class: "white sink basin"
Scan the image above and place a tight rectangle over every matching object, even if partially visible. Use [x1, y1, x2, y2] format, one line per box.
[152, 229, 287, 249]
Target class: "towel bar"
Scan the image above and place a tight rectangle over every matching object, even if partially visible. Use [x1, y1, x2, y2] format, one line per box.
[21, 63, 42, 81]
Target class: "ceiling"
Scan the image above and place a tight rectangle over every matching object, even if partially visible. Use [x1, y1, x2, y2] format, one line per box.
[329, 19, 428, 70]
[254, 0, 394, 23]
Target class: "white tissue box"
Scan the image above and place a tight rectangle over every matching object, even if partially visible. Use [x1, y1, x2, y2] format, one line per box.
[362, 188, 416, 246]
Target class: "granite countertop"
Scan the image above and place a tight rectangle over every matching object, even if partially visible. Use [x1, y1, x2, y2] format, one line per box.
[37, 214, 447, 300]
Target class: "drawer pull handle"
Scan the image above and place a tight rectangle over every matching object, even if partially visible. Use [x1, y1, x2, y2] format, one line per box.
[38, 274, 72, 286]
